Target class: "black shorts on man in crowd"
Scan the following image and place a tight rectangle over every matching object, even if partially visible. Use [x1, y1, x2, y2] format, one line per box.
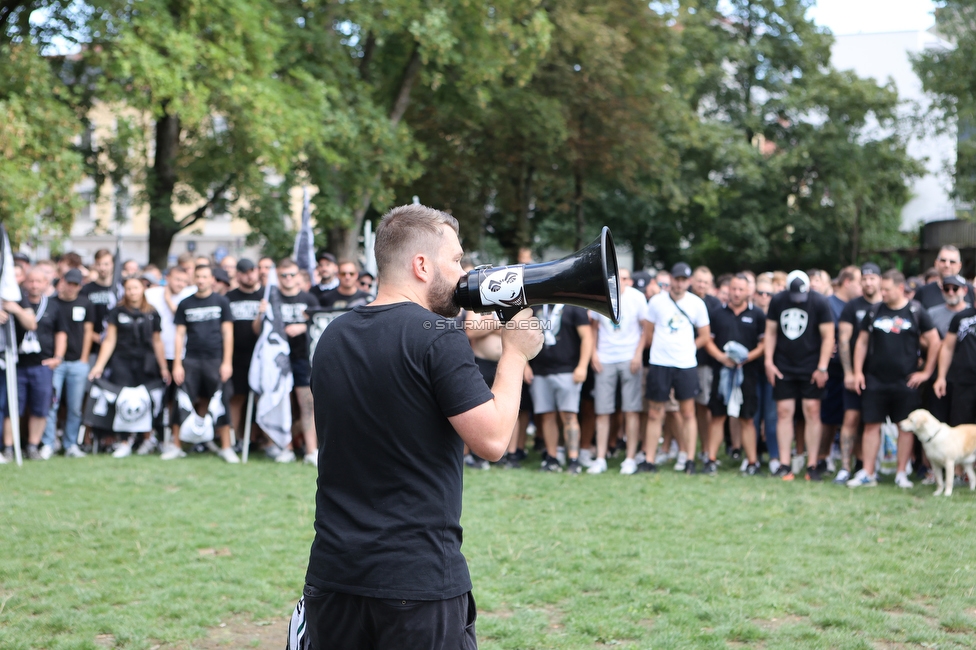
[771, 377, 825, 402]
[646, 365, 699, 402]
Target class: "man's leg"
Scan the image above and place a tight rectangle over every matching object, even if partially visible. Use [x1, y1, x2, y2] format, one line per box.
[861, 423, 882, 477]
[560, 411, 581, 462]
[645, 402, 665, 457]
[801, 399, 822, 474]
[42, 363, 67, 449]
[707, 414, 726, 462]
[896, 428, 915, 475]
[28, 416, 46, 446]
[739, 417, 758, 465]
[296, 386, 317, 455]
[63, 361, 89, 449]
[623, 412, 640, 459]
[760, 379, 779, 464]
[541, 412, 559, 459]
[678, 398, 698, 465]
[217, 424, 233, 450]
[595, 414, 611, 461]
[839, 410, 860, 472]
[776, 398, 796, 467]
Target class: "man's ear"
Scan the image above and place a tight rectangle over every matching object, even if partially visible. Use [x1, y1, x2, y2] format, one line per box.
[411, 253, 430, 283]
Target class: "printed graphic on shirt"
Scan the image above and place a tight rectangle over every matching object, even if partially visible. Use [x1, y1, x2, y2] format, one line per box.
[872, 316, 913, 334]
[184, 306, 223, 323]
[72, 306, 87, 322]
[957, 315, 976, 342]
[230, 300, 261, 321]
[780, 308, 808, 340]
[280, 302, 311, 324]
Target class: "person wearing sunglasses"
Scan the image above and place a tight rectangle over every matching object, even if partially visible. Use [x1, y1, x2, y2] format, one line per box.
[915, 245, 975, 309]
[318, 260, 372, 310]
[933, 274, 976, 431]
[357, 271, 375, 294]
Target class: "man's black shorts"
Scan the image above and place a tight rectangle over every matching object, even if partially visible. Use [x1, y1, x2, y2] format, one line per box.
[474, 357, 497, 388]
[949, 383, 976, 427]
[708, 369, 758, 419]
[842, 388, 861, 413]
[772, 376, 824, 402]
[302, 583, 477, 650]
[861, 385, 920, 425]
[292, 357, 312, 388]
[646, 365, 699, 403]
[820, 376, 844, 426]
[231, 354, 251, 397]
[181, 357, 233, 427]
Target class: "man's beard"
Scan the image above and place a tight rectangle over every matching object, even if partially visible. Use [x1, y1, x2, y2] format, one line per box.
[429, 269, 460, 318]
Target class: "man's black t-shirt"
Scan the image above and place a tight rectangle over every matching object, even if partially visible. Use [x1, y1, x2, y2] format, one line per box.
[860, 302, 934, 387]
[318, 288, 370, 310]
[174, 293, 231, 360]
[697, 293, 724, 369]
[947, 307, 976, 385]
[279, 290, 319, 363]
[710, 304, 766, 375]
[311, 279, 339, 304]
[530, 305, 589, 376]
[226, 286, 263, 359]
[839, 296, 881, 366]
[306, 302, 493, 600]
[80, 280, 118, 350]
[54, 295, 95, 362]
[766, 291, 833, 377]
[916, 281, 976, 309]
[15, 296, 62, 367]
[107, 305, 162, 360]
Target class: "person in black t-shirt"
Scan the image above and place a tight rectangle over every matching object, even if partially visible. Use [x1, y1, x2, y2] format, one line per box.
[764, 270, 835, 481]
[317, 260, 371, 309]
[310, 251, 338, 303]
[527, 303, 593, 474]
[834, 263, 882, 483]
[40, 268, 95, 459]
[80, 249, 119, 356]
[914, 245, 976, 309]
[226, 258, 263, 452]
[89, 276, 169, 457]
[851, 270, 941, 489]
[255, 258, 319, 464]
[0, 285, 37, 460]
[302, 204, 542, 650]
[934, 306, 976, 426]
[704, 275, 766, 474]
[165, 265, 238, 463]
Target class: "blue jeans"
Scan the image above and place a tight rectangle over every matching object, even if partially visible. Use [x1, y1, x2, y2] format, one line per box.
[43, 360, 89, 448]
[755, 374, 778, 462]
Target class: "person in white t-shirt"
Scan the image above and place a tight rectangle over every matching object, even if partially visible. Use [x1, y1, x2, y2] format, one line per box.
[635, 262, 710, 474]
[586, 269, 648, 475]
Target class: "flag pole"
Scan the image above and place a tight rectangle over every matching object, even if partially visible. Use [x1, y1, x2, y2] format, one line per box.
[242, 390, 254, 464]
[6, 321, 21, 467]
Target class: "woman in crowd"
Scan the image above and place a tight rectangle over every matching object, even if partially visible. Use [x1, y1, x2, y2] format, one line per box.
[88, 276, 170, 457]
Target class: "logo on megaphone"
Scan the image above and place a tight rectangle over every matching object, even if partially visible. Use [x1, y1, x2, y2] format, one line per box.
[455, 226, 620, 323]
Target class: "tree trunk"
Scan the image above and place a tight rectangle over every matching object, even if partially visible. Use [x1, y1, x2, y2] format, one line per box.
[147, 111, 180, 268]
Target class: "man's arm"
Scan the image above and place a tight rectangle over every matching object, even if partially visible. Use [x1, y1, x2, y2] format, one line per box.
[450, 310, 543, 461]
[933, 332, 957, 398]
[705, 336, 734, 368]
[838, 322, 854, 376]
[852, 330, 869, 394]
[574, 323, 593, 383]
[589, 320, 602, 373]
[909, 329, 941, 388]
[80, 322, 94, 364]
[172, 324, 186, 385]
[694, 324, 710, 350]
[813, 322, 833, 387]
[220, 320, 234, 383]
[43, 331, 67, 368]
[4, 300, 36, 331]
[764, 320, 781, 384]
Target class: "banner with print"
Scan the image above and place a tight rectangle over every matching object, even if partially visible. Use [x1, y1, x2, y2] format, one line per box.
[248, 272, 293, 449]
[84, 378, 166, 433]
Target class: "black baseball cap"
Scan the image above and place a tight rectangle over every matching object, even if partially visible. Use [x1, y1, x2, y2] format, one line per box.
[236, 258, 256, 273]
[942, 274, 966, 288]
[632, 270, 652, 291]
[13, 252, 30, 264]
[906, 277, 923, 292]
[786, 270, 810, 303]
[860, 262, 881, 277]
[671, 262, 692, 279]
[63, 268, 83, 285]
[213, 267, 231, 285]
[317, 251, 337, 264]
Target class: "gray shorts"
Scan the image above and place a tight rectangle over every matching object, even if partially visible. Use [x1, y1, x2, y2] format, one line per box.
[594, 361, 643, 414]
[695, 365, 714, 406]
[530, 372, 582, 414]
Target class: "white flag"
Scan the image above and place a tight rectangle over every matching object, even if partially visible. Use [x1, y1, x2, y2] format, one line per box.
[248, 269, 293, 449]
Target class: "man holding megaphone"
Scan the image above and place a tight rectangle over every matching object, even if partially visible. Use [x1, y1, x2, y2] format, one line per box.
[300, 204, 543, 650]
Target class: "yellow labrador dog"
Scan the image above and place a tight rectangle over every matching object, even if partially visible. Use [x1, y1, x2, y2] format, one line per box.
[900, 409, 976, 497]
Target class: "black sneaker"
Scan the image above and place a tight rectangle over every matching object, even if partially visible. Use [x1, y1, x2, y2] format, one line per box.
[805, 465, 824, 482]
[773, 465, 793, 479]
[815, 459, 828, 473]
[567, 459, 582, 475]
[26, 445, 41, 460]
[853, 459, 864, 473]
[730, 448, 742, 461]
[744, 462, 761, 476]
[704, 459, 718, 475]
[684, 460, 697, 475]
[499, 453, 521, 469]
[539, 457, 562, 472]
[636, 460, 658, 473]
[513, 448, 527, 462]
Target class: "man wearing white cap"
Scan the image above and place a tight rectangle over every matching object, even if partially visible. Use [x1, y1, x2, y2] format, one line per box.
[764, 270, 835, 481]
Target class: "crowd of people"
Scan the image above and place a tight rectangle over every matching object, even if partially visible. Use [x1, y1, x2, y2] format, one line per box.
[0, 248, 376, 465]
[3, 242, 975, 491]
[462, 245, 976, 489]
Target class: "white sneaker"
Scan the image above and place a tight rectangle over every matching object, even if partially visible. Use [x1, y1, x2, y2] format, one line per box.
[0, 450, 7, 464]
[847, 468, 877, 488]
[833, 468, 851, 485]
[895, 472, 914, 489]
[219, 447, 240, 464]
[826, 457, 836, 473]
[112, 442, 132, 458]
[587, 457, 608, 474]
[740, 459, 749, 472]
[65, 444, 87, 458]
[769, 459, 781, 474]
[304, 452, 318, 467]
[556, 446, 566, 467]
[160, 443, 186, 460]
[619, 458, 638, 475]
[275, 449, 297, 463]
[635, 450, 646, 465]
[579, 449, 594, 468]
[136, 436, 158, 455]
[674, 451, 688, 472]
[39, 444, 54, 460]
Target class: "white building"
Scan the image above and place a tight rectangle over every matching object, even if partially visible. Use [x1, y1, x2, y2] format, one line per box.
[830, 28, 957, 229]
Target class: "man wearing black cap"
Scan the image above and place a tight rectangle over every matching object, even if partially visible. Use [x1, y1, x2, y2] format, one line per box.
[834, 263, 883, 483]
[40, 268, 95, 459]
[924, 274, 969, 425]
[212, 267, 231, 296]
[915, 245, 975, 309]
[312, 251, 339, 303]
[764, 270, 835, 481]
[225, 258, 263, 450]
[933, 280, 976, 427]
[638, 262, 711, 474]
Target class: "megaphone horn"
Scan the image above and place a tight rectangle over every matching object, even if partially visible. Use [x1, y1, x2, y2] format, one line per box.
[455, 226, 620, 324]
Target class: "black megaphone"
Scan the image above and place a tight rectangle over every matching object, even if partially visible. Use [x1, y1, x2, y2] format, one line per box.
[454, 226, 620, 323]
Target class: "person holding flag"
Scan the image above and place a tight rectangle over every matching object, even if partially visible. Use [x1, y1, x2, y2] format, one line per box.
[0, 224, 36, 465]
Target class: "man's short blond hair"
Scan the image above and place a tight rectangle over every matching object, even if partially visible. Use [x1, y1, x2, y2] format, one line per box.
[375, 205, 459, 281]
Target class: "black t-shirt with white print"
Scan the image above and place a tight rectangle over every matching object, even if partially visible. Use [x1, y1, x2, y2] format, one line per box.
[174, 292, 231, 360]
[947, 307, 976, 385]
[278, 290, 319, 363]
[226, 286, 263, 360]
[15, 296, 63, 367]
[859, 302, 935, 388]
[80, 280, 118, 351]
[766, 291, 833, 378]
[107, 305, 162, 360]
[839, 296, 881, 366]
[54, 295, 95, 362]
[529, 304, 589, 376]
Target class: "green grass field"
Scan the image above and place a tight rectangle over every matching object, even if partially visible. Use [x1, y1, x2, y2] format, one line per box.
[3, 451, 976, 649]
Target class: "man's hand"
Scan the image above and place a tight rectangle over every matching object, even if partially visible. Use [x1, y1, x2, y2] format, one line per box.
[572, 366, 586, 384]
[257, 300, 269, 317]
[161, 366, 172, 385]
[811, 368, 828, 388]
[172, 364, 185, 386]
[88, 366, 103, 381]
[933, 377, 947, 398]
[500, 308, 543, 362]
[523, 365, 534, 385]
[591, 352, 603, 374]
[853, 372, 865, 395]
[629, 354, 642, 375]
[843, 373, 857, 392]
[0, 310, 8, 325]
[42, 357, 61, 369]
[765, 361, 783, 386]
[284, 323, 306, 337]
[907, 371, 930, 390]
[220, 362, 233, 383]
[718, 353, 736, 369]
